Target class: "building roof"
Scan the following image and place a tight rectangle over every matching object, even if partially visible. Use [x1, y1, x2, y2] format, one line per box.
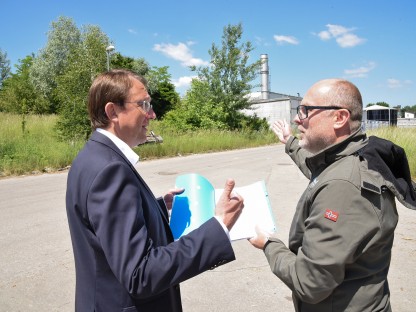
[364, 104, 397, 111]
[247, 91, 301, 103]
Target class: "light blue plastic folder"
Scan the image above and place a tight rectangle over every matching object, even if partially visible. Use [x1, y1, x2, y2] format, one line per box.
[170, 174, 215, 240]
[170, 173, 276, 241]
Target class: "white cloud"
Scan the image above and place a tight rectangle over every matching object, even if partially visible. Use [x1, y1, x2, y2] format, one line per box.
[172, 75, 196, 88]
[344, 62, 376, 78]
[186, 40, 196, 47]
[255, 36, 271, 47]
[273, 35, 299, 45]
[336, 33, 366, 48]
[387, 78, 412, 89]
[153, 42, 209, 67]
[387, 78, 402, 88]
[128, 29, 137, 35]
[317, 24, 366, 48]
[326, 24, 351, 37]
[317, 30, 332, 41]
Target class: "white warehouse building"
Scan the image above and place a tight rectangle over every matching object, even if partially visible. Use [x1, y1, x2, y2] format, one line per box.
[243, 54, 302, 125]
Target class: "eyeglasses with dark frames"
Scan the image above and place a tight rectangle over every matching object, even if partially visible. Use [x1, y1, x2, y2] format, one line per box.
[124, 100, 153, 113]
[296, 105, 347, 120]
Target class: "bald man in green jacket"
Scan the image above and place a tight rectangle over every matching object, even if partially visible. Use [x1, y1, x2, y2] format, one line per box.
[250, 78, 416, 312]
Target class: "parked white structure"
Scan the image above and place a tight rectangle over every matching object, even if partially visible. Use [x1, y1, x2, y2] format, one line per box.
[404, 111, 415, 118]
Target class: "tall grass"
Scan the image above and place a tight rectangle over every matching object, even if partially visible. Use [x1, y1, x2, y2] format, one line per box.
[367, 127, 416, 179]
[1, 112, 414, 179]
[0, 113, 276, 177]
[0, 113, 83, 176]
[138, 122, 275, 160]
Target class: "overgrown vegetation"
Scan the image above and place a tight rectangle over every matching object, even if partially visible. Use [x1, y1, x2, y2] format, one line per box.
[0, 113, 276, 177]
[0, 18, 266, 144]
[158, 23, 265, 131]
[1, 17, 415, 180]
[1, 113, 415, 179]
[0, 113, 83, 176]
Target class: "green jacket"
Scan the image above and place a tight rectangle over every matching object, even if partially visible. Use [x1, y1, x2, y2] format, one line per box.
[265, 130, 414, 312]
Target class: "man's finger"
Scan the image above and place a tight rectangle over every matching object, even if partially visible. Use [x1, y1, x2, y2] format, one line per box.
[221, 179, 235, 198]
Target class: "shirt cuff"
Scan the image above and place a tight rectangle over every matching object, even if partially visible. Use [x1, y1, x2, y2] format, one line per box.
[263, 238, 272, 251]
[214, 216, 231, 241]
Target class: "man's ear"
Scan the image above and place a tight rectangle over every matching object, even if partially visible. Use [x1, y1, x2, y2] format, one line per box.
[333, 109, 350, 130]
[104, 102, 118, 122]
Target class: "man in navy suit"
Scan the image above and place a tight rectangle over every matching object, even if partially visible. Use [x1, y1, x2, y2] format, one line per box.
[66, 69, 244, 312]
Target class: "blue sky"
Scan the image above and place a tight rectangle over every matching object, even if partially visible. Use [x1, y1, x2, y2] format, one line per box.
[1, 0, 415, 107]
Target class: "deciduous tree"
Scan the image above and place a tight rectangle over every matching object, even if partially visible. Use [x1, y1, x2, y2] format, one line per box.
[29, 16, 81, 112]
[0, 55, 49, 114]
[146, 66, 180, 119]
[190, 23, 261, 129]
[0, 48, 11, 88]
[55, 25, 110, 141]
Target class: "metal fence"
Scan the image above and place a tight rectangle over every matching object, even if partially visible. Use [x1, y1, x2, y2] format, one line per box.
[397, 118, 416, 128]
[361, 120, 390, 131]
[362, 119, 416, 131]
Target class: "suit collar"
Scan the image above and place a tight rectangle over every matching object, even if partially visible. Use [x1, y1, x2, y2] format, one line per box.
[95, 129, 140, 165]
[89, 131, 173, 227]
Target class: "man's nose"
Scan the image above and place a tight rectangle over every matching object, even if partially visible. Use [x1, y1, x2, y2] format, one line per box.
[293, 114, 301, 125]
[147, 108, 156, 120]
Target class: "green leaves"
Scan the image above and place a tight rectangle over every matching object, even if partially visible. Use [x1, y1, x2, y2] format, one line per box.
[0, 48, 11, 88]
[188, 23, 262, 130]
[163, 23, 267, 132]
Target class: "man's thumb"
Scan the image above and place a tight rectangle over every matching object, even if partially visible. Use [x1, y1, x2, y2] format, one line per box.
[222, 179, 235, 197]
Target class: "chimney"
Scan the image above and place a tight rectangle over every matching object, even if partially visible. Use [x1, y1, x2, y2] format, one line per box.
[260, 54, 269, 100]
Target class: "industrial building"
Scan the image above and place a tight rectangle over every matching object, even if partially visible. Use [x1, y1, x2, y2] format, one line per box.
[246, 54, 414, 129]
[243, 54, 302, 125]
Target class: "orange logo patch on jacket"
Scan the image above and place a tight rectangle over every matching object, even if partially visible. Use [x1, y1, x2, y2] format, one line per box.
[325, 209, 339, 222]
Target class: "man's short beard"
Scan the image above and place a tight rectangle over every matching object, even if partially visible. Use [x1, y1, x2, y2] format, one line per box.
[299, 135, 333, 155]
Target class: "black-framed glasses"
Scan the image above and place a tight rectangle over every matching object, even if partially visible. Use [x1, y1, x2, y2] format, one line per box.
[296, 105, 345, 120]
[124, 100, 153, 113]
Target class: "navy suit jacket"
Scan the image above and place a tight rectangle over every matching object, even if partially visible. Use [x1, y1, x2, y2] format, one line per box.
[66, 131, 235, 312]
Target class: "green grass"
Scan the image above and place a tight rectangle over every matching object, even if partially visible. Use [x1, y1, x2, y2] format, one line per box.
[1, 112, 415, 179]
[0, 113, 276, 177]
[367, 126, 416, 180]
[0, 113, 83, 176]
[137, 124, 276, 160]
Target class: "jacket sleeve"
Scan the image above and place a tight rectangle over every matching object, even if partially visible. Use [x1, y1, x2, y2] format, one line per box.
[87, 161, 235, 299]
[264, 179, 381, 304]
[285, 136, 312, 179]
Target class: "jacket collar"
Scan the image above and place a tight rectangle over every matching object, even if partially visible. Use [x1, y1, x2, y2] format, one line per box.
[89, 131, 175, 223]
[306, 129, 368, 176]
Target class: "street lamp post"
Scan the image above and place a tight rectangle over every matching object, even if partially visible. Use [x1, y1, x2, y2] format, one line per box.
[106, 45, 115, 71]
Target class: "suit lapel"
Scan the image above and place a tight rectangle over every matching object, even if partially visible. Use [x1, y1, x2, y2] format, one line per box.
[90, 131, 172, 228]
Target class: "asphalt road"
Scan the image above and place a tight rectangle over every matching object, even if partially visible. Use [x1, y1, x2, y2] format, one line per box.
[0, 144, 415, 311]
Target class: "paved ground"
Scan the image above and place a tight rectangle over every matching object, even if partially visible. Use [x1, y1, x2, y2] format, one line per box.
[0, 144, 415, 311]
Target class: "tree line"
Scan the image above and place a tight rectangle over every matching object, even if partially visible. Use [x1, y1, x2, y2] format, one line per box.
[0, 17, 266, 142]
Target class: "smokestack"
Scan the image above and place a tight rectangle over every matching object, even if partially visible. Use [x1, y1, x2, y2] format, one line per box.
[260, 54, 269, 100]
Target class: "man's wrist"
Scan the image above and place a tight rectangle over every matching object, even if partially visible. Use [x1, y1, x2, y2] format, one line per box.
[263, 237, 272, 251]
[214, 216, 231, 241]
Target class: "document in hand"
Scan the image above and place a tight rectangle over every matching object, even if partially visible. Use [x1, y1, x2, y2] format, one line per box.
[170, 173, 276, 241]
